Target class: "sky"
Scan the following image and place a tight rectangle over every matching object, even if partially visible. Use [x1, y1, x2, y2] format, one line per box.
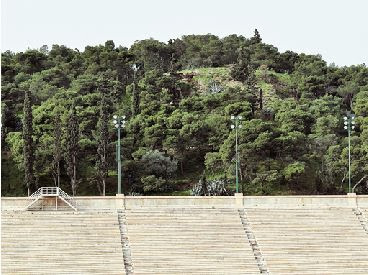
[1, 0, 367, 66]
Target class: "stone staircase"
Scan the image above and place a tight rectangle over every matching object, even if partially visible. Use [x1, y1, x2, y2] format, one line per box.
[354, 208, 368, 234]
[124, 208, 260, 274]
[1, 211, 126, 274]
[117, 210, 134, 274]
[245, 208, 368, 274]
[238, 209, 269, 274]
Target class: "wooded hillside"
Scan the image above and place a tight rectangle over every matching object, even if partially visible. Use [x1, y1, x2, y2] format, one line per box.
[2, 30, 368, 196]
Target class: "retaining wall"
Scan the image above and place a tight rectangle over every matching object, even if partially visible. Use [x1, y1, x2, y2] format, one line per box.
[2, 194, 368, 211]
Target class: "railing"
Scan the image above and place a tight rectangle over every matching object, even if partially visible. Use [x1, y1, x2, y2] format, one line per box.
[29, 188, 42, 200]
[59, 188, 76, 210]
[26, 188, 43, 206]
[40, 187, 59, 196]
[25, 187, 77, 211]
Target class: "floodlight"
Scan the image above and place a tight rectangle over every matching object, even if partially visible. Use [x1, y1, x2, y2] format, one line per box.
[344, 126, 347, 130]
[344, 116, 348, 120]
[344, 121, 348, 125]
[231, 125, 235, 129]
[231, 115, 235, 120]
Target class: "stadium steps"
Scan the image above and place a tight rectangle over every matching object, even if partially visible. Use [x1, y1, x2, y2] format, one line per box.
[124, 208, 260, 274]
[353, 208, 368, 234]
[245, 208, 368, 274]
[1, 211, 126, 275]
[117, 210, 134, 274]
[238, 209, 269, 274]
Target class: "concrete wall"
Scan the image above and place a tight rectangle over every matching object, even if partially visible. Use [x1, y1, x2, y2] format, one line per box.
[2, 194, 368, 211]
[124, 196, 238, 209]
[357, 195, 368, 208]
[243, 195, 365, 209]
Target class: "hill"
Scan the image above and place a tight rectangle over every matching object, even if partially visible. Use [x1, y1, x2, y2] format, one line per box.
[1, 31, 368, 196]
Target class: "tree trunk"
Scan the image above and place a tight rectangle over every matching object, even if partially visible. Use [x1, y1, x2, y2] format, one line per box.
[259, 88, 263, 110]
[180, 160, 184, 175]
[103, 178, 106, 196]
[72, 155, 77, 196]
[57, 161, 60, 188]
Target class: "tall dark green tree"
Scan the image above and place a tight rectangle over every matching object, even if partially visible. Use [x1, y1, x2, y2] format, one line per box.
[52, 113, 62, 188]
[131, 72, 140, 117]
[65, 102, 79, 196]
[230, 46, 252, 82]
[251, 29, 262, 44]
[96, 91, 110, 196]
[23, 90, 35, 196]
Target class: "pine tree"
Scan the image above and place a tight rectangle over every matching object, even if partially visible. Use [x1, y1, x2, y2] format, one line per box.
[23, 90, 35, 196]
[52, 113, 62, 188]
[230, 46, 251, 82]
[252, 28, 262, 44]
[96, 91, 110, 196]
[65, 102, 79, 196]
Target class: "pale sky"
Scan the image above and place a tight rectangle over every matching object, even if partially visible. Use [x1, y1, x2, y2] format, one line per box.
[1, 0, 367, 66]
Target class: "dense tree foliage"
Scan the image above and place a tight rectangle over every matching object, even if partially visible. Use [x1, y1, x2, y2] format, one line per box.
[2, 31, 368, 196]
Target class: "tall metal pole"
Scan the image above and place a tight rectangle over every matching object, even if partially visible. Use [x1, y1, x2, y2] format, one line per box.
[348, 125, 351, 193]
[344, 113, 355, 193]
[117, 119, 122, 194]
[235, 119, 239, 193]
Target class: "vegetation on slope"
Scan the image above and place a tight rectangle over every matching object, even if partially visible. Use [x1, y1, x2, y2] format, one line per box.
[1, 31, 368, 196]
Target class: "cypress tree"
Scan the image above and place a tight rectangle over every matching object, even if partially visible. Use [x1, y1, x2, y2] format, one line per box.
[65, 102, 79, 196]
[96, 91, 110, 196]
[23, 90, 35, 196]
[52, 113, 62, 188]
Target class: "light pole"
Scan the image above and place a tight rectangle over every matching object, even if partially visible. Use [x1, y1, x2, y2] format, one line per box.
[113, 115, 126, 194]
[132, 64, 139, 109]
[231, 115, 243, 193]
[343, 112, 355, 193]
[132, 63, 139, 78]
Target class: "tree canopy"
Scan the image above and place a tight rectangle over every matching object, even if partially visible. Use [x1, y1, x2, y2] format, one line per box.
[2, 31, 368, 196]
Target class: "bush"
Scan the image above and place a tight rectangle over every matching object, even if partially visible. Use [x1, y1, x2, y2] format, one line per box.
[141, 175, 166, 193]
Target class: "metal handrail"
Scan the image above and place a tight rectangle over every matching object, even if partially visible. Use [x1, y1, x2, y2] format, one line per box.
[26, 187, 77, 211]
[40, 187, 59, 195]
[59, 188, 76, 208]
[28, 188, 42, 201]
